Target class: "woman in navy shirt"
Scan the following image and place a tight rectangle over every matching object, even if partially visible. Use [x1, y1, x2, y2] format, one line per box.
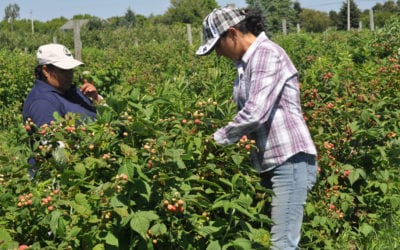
[23, 43, 102, 178]
[23, 43, 102, 127]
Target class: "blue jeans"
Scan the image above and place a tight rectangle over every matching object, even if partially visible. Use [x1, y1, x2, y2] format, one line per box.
[261, 152, 317, 250]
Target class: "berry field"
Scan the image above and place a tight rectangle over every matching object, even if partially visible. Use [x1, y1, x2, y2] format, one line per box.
[0, 18, 399, 249]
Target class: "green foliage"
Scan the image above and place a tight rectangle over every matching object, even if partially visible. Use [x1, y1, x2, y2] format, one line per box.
[246, 0, 297, 34]
[162, 0, 218, 25]
[274, 22, 400, 249]
[0, 48, 35, 109]
[0, 13, 400, 249]
[299, 9, 331, 33]
[338, 0, 361, 30]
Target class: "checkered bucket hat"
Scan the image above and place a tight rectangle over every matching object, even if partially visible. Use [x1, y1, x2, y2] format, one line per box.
[196, 7, 246, 56]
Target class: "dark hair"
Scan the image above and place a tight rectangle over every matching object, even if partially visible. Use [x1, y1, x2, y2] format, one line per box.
[34, 64, 57, 81]
[234, 8, 266, 36]
[34, 65, 46, 80]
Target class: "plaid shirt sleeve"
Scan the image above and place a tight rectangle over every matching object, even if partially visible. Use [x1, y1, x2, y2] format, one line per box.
[213, 33, 317, 169]
[214, 40, 294, 144]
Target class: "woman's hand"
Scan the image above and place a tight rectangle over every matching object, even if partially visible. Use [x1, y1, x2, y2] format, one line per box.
[80, 79, 101, 102]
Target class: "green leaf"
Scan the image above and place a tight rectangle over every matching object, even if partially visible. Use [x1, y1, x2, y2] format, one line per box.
[68, 194, 91, 216]
[341, 201, 349, 212]
[359, 223, 374, 236]
[206, 240, 222, 250]
[231, 202, 254, 219]
[231, 173, 240, 186]
[380, 183, 388, 193]
[49, 210, 66, 237]
[150, 223, 167, 236]
[236, 193, 253, 207]
[74, 163, 86, 177]
[88, 215, 101, 223]
[139, 180, 152, 202]
[130, 121, 152, 136]
[198, 226, 221, 237]
[348, 121, 359, 132]
[67, 226, 81, 238]
[187, 176, 224, 191]
[110, 195, 128, 208]
[230, 238, 252, 250]
[75, 193, 89, 207]
[165, 148, 186, 169]
[130, 211, 159, 239]
[360, 109, 372, 123]
[231, 154, 244, 166]
[114, 207, 129, 217]
[250, 227, 270, 247]
[93, 244, 105, 250]
[120, 143, 138, 161]
[118, 163, 134, 180]
[194, 137, 202, 150]
[0, 227, 13, 242]
[305, 202, 315, 215]
[219, 177, 233, 189]
[134, 164, 151, 182]
[105, 231, 119, 247]
[347, 167, 366, 186]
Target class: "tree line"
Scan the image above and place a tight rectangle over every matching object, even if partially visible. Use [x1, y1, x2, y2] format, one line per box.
[2, 0, 400, 35]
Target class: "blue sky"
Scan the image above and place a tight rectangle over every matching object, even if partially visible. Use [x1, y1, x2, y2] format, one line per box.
[0, 0, 390, 21]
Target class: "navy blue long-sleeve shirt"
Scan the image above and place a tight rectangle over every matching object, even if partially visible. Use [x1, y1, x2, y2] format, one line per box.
[23, 79, 97, 127]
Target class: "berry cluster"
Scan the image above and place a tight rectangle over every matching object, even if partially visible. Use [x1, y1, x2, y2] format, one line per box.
[237, 135, 256, 151]
[17, 193, 33, 208]
[163, 199, 185, 213]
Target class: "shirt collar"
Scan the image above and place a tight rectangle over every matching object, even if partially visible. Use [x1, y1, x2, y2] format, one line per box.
[239, 31, 268, 65]
[35, 79, 60, 93]
[35, 79, 75, 95]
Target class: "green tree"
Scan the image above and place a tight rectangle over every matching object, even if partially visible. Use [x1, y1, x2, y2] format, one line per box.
[373, 0, 398, 12]
[72, 14, 95, 20]
[329, 10, 340, 29]
[371, 0, 399, 29]
[86, 17, 109, 30]
[299, 9, 330, 33]
[398, 0, 400, 15]
[162, 0, 218, 24]
[337, 0, 361, 30]
[293, 1, 302, 19]
[124, 8, 136, 27]
[4, 3, 20, 32]
[246, 0, 297, 35]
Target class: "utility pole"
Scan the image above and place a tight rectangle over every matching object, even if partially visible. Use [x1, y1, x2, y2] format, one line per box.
[347, 0, 350, 31]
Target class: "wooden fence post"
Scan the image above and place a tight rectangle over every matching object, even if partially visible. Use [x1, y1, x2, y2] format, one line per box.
[73, 20, 82, 61]
[187, 24, 193, 46]
[282, 19, 287, 35]
[369, 9, 375, 31]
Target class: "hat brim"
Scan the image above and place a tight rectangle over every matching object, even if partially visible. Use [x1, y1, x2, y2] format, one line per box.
[196, 36, 220, 56]
[52, 59, 83, 70]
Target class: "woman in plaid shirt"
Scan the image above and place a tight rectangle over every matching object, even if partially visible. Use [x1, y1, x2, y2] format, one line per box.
[197, 7, 317, 250]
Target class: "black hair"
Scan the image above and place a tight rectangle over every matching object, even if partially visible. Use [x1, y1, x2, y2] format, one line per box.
[34, 64, 57, 81]
[234, 8, 266, 36]
[34, 65, 46, 81]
